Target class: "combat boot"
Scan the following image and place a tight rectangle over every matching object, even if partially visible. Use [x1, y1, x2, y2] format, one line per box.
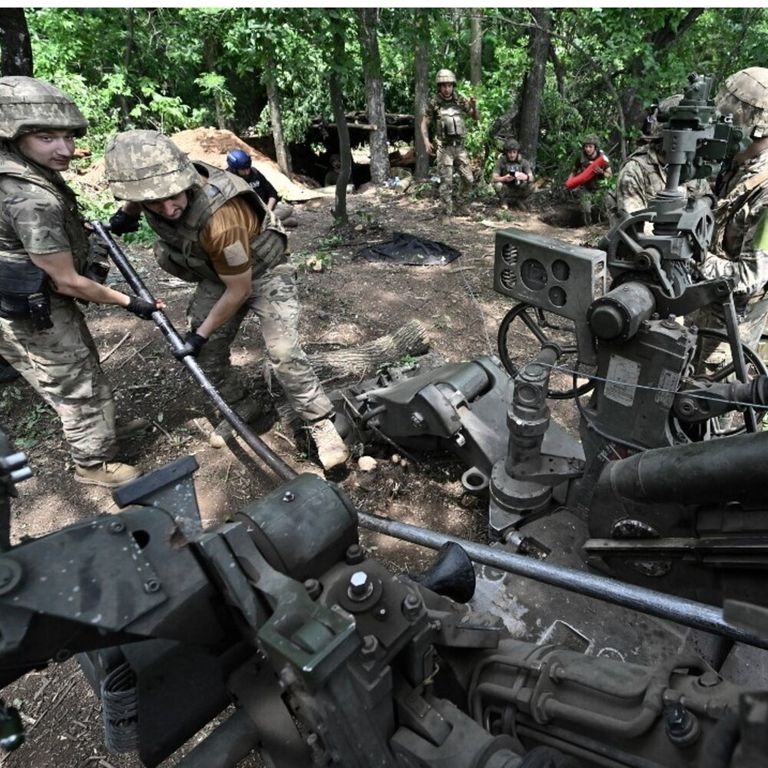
[308, 418, 349, 471]
[74, 462, 141, 488]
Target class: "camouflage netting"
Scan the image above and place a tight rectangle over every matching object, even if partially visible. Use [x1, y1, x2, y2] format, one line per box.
[76, 127, 322, 202]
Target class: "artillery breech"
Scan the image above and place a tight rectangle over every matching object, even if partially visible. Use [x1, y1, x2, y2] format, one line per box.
[358, 511, 768, 651]
[91, 222, 297, 482]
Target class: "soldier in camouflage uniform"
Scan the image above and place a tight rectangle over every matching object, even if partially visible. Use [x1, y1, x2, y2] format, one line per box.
[571, 135, 612, 227]
[695, 67, 768, 378]
[491, 140, 534, 209]
[0, 77, 163, 488]
[607, 96, 711, 229]
[105, 131, 348, 470]
[420, 69, 478, 217]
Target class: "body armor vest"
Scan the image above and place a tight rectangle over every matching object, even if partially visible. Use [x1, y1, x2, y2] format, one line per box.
[713, 162, 768, 259]
[0, 149, 89, 272]
[145, 162, 268, 284]
[437, 102, 466, 140]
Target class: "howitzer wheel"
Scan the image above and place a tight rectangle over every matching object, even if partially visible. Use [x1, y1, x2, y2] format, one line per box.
[497, 303, 595, 399]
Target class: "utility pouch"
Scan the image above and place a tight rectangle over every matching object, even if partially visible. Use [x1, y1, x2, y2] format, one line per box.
[0, 261, 52, 329]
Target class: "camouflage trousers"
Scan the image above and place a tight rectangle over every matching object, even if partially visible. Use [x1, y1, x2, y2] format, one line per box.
[0, 296, 117, 466]
[436, 142, 473, 215]
[693, 294, 768, 373]
[493, 182, 532, 205]
[577, 188, 597, 226]
[188, 263, 333, 422]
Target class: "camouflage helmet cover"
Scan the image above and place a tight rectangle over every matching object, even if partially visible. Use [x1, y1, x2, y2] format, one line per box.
[716, 67, 768, 139]
[436, 69, 457, 85]
[581, 134, 601, 148]
[504, 139, 520, 152]
[105, 130, 201, 201]
[0, 76, 88, 140]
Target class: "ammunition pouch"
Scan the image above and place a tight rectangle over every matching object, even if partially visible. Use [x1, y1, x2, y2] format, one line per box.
[0, 261, 52, 331]
[84, 234, 111, 285]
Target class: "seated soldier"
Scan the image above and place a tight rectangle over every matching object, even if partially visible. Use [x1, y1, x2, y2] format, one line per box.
[491, 140, 534, 209]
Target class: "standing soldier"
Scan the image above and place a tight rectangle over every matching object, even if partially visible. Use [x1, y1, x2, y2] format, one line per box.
[420, 69, 478, 217]
[0, 77, 162, 487]
[105, 130, 349, 470]
[571, 134, 612, 227]
[697, 67, 768, 376]
[491, 139, 535, 210]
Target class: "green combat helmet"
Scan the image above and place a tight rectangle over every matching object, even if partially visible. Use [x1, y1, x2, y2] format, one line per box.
[716, 67, 768, 139]
[0, 76, 87, 140]
[104, 129, 200, 201]
[504, 139, 520, 152]
[581, 134, 601, 148]
[436, 69, 457, 85]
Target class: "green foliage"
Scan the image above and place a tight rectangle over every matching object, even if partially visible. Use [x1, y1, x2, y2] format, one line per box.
[17, 6, 768, 185]
[0, 387, 55, 450]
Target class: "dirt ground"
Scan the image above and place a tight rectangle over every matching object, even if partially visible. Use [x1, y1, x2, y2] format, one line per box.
[0, 171, 593, 767]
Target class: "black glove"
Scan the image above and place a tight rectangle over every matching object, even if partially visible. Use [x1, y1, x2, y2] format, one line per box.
[109, 208, 141, 236]
[125, 296, 157, 320]
[173, 331, 207, 359]
[252, 229, 286, 264]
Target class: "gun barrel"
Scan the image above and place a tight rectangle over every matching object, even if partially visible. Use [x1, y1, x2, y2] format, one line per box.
[598, 431, 768, 506]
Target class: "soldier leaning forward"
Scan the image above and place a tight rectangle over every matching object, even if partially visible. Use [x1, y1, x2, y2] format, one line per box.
[420, 69, 478, 217]
[0, 77, 163, 488]
[105, 131, 348, 471]
[696, 67, 768, 375]
[491, 140, 534, 209]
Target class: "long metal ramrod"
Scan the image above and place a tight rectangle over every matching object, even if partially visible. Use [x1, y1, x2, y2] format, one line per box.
[91, 221, 297, 482]
[358, 511, 768, 651]
[93, 222, 766, 651]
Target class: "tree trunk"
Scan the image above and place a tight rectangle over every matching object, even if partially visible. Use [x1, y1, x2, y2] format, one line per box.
[357, 8, 390, 184]
[517, 9, 551, 165]
[469, 9, 482, 86]
[0, 9, 33, 76]
[265, 53, 292, 175]
[252, 320, 430, 400]
[117, 9, 134, 126]
[413, 11, 430, 180]
[329, 23, 351, 224]
[203, 37, 227, 130]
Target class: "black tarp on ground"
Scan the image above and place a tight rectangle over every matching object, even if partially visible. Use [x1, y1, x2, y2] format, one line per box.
[355, 232, 461, 266]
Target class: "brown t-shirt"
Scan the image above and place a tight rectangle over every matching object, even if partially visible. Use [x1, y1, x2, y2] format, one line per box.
[199, 197, 261, 276]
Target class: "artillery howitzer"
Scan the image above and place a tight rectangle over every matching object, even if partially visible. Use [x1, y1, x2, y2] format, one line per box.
[1, 429, 768, 768]
[3, 71, 768, 768]
[342, 73, 768, 612]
